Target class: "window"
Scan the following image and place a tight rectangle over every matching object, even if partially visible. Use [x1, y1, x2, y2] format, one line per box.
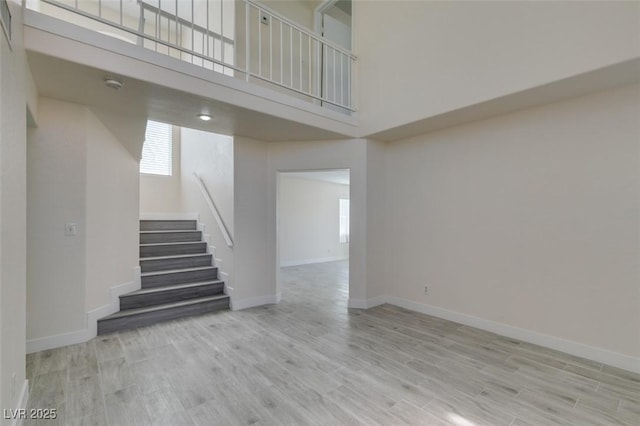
[339, 198, 350, 243]
[140, 120, 172, 176]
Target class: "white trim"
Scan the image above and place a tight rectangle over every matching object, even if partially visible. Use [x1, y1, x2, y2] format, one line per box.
[347, 296, 386, 309]
[280, 256, 348, 267]
[140, 212, 199, 220]
[11, 380, 29, 426]
[26, 267, 140, 353]
[26, 328, 91, 354]
[380, 296, 640, 375]
[230, 293, 281, 311]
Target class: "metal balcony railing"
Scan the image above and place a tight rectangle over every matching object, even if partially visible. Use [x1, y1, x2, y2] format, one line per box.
[29, 0, 356, 112]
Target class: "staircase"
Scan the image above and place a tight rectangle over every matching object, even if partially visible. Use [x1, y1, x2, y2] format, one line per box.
[97, 219, 230, 334]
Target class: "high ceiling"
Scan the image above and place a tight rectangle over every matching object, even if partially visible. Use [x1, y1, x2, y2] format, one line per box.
[283, 169, 350, 185]
[27, 50, 354, 142]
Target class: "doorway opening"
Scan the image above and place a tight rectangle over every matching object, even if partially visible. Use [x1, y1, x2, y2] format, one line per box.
[277, 169, 350, 308]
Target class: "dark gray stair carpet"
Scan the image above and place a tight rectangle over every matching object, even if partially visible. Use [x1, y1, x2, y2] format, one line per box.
[140, 230, 202, 244]
[140, 253, 213, 273]
[140, 241, 207, 257]
[97, 219, 229, 334]
[97, 295, 230, 335]
[141, 266, 219, 288]
[120, 280, 225, 310]
[140, 220, 197, 231]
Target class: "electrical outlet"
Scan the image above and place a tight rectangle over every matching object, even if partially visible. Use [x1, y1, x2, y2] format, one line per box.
[424, 286, 429, 294]
[260, 13, 269, 25]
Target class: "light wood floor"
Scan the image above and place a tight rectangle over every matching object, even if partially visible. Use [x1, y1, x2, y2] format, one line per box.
[26, 261, 639, 425]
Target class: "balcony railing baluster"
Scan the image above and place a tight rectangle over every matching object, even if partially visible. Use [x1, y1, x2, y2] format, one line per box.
[31, 0, 355, 112]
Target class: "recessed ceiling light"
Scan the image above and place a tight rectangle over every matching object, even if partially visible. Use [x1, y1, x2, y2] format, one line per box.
[197, 114, 212, 121]
[104, 77, 124, 90]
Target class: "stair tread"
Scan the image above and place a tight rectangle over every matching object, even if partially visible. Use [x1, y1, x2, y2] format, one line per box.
[100, 295, 229, 320]
[123, 280, 224, 297]
[140, 230, 200, 234]
[140, 241, 205, 247]
[141, 266, 217, 277]
[141, 253, 212, 262]
[140, 220, 195, 222]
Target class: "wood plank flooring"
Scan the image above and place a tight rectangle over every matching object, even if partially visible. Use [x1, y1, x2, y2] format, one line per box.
[26, 261, 639, 425]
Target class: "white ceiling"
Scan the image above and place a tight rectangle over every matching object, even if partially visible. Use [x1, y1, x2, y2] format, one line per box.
[27, 51, 353, 142]
[283, 169, 350, 185]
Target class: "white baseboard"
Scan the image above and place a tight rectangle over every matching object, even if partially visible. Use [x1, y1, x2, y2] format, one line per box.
[26, 267, 140, 353]
[11, 379, 29, 426]
[140, 212, 199, 220]
[231, 293, 281, 311]
[280, 256, 348, 267]
[379, 296, 640, 375]
[348, 296, 386, 309]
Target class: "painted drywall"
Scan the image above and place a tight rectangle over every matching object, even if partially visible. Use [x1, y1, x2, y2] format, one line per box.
[91, 108, 147, 160]
[364, 138, 387, 300]
[27, 98, 87, 340]
[233, 136, 270, 305]
[385, 84, 640, 359]
[0, 0, 28, 417]
[28, 97, 140, 342]
[354, 0, 640, 135]
[279, 175, 349, 266]
[140, 126, 182, 214]
[180, 127, 234, 230]
[25, 59, 38, 126]
[259, 0, 317, 29]
[85, 112, 139, 312]
[180, 127, 234, 290]
[267, 138, 387, 304]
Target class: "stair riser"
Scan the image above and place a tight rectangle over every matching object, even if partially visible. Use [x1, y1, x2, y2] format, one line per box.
[140, 231, 202, 244]
[140, 255, 212, 273]
[140, 220, 197, 231]
[142, 268, 218, 288]
[120, 283, 225, 310]
[140, 242, 207, 258]
[98, 298, 230, 335]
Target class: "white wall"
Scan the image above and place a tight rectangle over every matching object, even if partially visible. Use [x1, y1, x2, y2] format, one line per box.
[27, 98, 87, 340]
[85, 112, 139, 312]
[140, 127, 182, 213]
[0, 0, 28, 417]
[27, 97, 139, 345]
[233, 136, 270, 307]
[259, 0, 317, 29]
[354, 0, 640, 135]
[385, 84, 640, 363]
[279, 175, 349, 266]
[181, 127, 234, 230]
[364, 138, 387, 301]
[180, 127, 234, 291]
[267, 138, 387, 306]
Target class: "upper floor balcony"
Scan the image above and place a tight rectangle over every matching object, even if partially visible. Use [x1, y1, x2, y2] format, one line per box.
[24, 0, 357, 141]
